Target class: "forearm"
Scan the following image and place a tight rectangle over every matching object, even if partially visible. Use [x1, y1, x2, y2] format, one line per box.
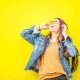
[35, 22, 49, 31]
[34, 24, 41, 31]
[20, 26, 35, 45]
[63, 33, 68, 41]
[35, 26, 46, 31]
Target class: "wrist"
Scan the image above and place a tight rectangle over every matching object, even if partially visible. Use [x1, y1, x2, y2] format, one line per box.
[63, 34, 68, 41]
[39, 26, 41, 31]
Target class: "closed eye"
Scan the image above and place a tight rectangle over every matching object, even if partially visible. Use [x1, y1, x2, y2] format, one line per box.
[51, 20, 58, 24]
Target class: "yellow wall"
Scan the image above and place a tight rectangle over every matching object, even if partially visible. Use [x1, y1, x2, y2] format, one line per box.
[0, 0, 80, 80]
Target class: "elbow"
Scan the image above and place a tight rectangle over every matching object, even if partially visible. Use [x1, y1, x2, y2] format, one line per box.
[67, 48, 77, 57]
[20, 30, 25, 37]
[69, 53, 76, 57]
[20, 31, 23, 37]
[65, 43, 78, 57]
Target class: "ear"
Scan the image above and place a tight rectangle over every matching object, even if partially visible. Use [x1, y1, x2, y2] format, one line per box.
[61, 24, 68, 30]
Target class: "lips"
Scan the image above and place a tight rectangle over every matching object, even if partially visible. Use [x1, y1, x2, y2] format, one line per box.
[51, 26, 54, 28]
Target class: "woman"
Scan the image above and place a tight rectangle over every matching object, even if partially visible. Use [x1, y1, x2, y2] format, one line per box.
[20, 18, 78, 80]
[37, 18, 69, 80]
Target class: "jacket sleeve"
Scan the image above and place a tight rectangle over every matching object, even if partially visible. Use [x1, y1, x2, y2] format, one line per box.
[62, 36, 78, 57]
[20, 25, 41, 45]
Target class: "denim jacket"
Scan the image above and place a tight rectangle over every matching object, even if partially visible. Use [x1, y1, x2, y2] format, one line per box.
[20, 25, 78, 78]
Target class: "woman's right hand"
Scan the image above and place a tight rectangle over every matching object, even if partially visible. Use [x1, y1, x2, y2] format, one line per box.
[39, 22, 50, 30]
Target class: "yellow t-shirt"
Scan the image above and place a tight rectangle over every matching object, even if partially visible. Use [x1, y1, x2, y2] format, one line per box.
[38, 42, 67, 80]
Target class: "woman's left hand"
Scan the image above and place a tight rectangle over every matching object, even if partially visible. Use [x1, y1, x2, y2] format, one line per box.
[62, 24, 68, 40]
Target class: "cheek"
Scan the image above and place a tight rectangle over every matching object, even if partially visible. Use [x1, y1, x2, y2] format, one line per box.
[54, 24, 60, 27]
[49, 26, 60, 31]
[54, 24, 60, 30]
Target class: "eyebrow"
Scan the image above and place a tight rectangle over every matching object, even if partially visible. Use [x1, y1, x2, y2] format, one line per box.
[51, 20, 58, 23]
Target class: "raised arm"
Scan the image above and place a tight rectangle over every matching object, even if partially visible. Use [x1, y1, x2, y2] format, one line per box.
[20, 22, 50, 45]
[62, 36, 78, 57]
[61, 24, 78, 57]
[20, 25, 41, 45]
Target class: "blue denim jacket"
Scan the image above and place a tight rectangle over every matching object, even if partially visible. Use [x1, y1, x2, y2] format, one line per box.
[20, 25, 77, 78]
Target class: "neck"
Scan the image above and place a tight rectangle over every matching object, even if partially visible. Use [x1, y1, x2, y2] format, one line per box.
[50, 32, 59, 42]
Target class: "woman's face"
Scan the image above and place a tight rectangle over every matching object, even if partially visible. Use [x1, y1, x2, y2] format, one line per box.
[49, 19, 61, 32]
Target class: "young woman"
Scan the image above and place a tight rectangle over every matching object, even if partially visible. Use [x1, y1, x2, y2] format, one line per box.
[20, 18, 78, 80]
[36, 18, 69, 80]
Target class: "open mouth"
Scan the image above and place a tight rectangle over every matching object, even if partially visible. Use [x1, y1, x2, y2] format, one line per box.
[51, 26, 54, 28]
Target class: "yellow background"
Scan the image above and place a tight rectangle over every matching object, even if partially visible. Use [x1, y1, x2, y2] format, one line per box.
[0, 0, 80, 80]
